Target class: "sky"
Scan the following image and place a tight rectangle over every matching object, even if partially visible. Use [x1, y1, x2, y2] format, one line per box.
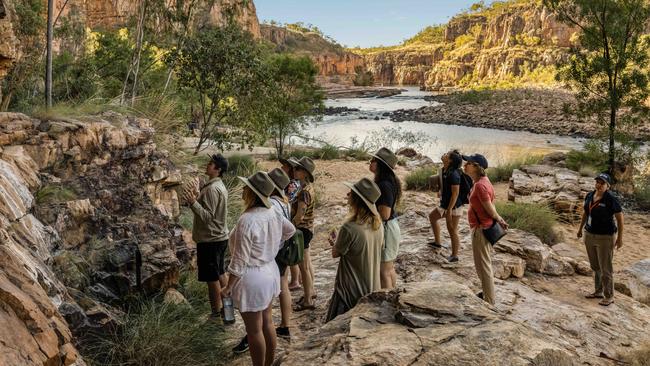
[254, 0, 495, 48]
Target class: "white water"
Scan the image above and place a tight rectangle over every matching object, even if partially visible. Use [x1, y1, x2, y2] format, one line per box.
[303, 87, 586, 164]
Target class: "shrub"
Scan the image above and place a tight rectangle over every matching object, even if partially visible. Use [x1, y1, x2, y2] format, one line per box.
[633, 176, 650, 210]
[178, 207, 194, 230]
[225, 154, 257, 177]
[486, 155, 544, 182]
[405, 167, 436, 191]
[566, 141, 608, 173]
[35, 185, 77, 204]
[495, 202, 560, 245]
[85, 272, 228, 366]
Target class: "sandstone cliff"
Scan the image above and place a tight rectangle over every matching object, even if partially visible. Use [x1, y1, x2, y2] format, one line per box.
[51, 0, 261, 37]
[261, 24, 365, 84]
[358, 1, 576, 89]
[0, 0, 17, 83]
[0, 112, 189, 365]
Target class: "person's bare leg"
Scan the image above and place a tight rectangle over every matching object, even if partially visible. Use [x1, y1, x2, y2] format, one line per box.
[390, 262, 397, 288]
[380, 262, 394, 289]
[428, 209, 442, 244]
[218, 273, 228, 289]
[279, 271, 292, 327]
[207, 281, 222, 312]
[262, 304, 277, 366]
[447, 215, 461, 257]
[241, 311, 265, 366]
[299, 249, 314, 306]
[289, 265, 301, 288]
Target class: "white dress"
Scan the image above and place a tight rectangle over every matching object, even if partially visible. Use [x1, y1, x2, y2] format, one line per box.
[228, 206, 295, 312]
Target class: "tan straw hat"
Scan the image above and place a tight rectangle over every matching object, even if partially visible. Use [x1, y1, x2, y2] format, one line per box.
[237, 171, 274, 208]
[295, 157, 316, 183]
[268, 168, 290, 200]
[343, 178, 381, 217]
[371, 147, 398, 173]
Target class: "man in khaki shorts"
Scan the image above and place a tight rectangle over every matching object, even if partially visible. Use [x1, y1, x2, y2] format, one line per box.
[183, 154, 231, 323]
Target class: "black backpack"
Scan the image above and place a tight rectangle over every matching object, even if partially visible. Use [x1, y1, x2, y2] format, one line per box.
[459, 171, 473, 205]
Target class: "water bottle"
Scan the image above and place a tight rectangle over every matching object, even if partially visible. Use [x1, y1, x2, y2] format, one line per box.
[223, 297, 235, 324]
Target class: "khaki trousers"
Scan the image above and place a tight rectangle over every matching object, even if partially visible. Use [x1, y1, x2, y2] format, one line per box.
[584, 231, 615, 299]
[472, 228, 495, 305]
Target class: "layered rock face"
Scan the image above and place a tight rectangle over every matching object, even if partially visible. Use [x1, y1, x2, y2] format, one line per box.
[0, 0, 17, 83]
[0, 112, 188, 365]
[53, 0, 260, 36]
[360, 2, 576, 88]
[261, 24, 365, 83]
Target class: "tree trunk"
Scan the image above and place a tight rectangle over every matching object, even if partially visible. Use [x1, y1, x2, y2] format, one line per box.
[609, 106, 617, 174]
[45, 0, 54, 108]
[130, 0, 147, 106]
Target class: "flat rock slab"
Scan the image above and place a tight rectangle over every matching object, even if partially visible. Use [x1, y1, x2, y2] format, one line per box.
[624, 259, 650, 305]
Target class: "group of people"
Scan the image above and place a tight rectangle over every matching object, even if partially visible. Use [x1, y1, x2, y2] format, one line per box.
[182, 146, 625, 366]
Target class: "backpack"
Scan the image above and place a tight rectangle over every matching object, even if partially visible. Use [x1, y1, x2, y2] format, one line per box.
[459, 171, 473, 205]
[272, 197, 304, 266]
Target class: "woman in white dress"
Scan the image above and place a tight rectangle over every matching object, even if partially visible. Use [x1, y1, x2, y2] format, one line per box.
[222, 172, 295, 366]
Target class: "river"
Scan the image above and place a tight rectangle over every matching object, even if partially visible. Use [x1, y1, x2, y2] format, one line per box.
[302, 87, 587, 165]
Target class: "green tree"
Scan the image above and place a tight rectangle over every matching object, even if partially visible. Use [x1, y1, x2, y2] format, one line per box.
[167, 23, 268, 154]
[266, 55, 324, 158]
[544, 0, 650, 173]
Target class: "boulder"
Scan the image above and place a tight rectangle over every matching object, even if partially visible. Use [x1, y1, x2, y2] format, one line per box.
[623, 259, 650, 305]
[492, 253, 526, 279]
[494, 229, 574, 276]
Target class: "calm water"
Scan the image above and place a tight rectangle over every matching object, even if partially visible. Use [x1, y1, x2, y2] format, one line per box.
[302, 87, 586, 165]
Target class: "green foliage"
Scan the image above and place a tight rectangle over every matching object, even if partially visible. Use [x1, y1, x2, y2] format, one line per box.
[353, 66, 374, 86]
[265, 54, 324, 158]
[178, 207, 194, 230]
[403, 25, 445, 46]
[84, 272, 228, 366]
[633, 176, 650, 211]
[405, 167, 436, 191]
[35, 185, 78, 204]
[495, 202, 561, 245]
[545, 0, 650, 172]
[487, 155, 544, 182]
[226, 154, 258, 177]
[566, 141, 612, 173]
[167, 24, 270, 154]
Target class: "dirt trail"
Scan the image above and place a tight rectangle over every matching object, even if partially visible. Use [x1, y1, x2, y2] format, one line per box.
[225, 159, 649, 365]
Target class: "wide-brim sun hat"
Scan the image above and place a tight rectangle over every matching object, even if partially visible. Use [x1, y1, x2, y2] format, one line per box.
[343, 178, 381, 217]
[279, 156, 299, 168]
[371, 147, 398, 173]
[237, 171, 274, 209]
[295, 157, 316, 183]
[268, 168, 290, 200]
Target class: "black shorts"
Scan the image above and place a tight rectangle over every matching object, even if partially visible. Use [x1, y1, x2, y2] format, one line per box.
[196, 240, 228, 282]
[276, 259, 288, 277]
[299, 228, 314, 249]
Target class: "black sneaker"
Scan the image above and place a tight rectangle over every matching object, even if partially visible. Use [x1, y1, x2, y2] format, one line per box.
[232, 335, 249, 354]
[276, 326, 291, 340]
[447, 255, 459, 263]
[427, 241, 443, 249]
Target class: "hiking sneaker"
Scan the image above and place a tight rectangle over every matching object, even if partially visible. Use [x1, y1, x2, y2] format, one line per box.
[427, 241, 443, 249]
[447, 255, 459, 263]
[232, 335, 249, 354]
[208, 310, 223, 325]
[276, 326, 291, 340]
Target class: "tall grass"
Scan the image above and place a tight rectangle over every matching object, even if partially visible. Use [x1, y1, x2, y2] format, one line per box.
[633, 176, 650, 210]
[405, 167, 436, 191]
[84, 272, 229, 366]
[35, 185, 78, 204]
[495, 202, 560, 245]
[487, 155, 544, 182]
[566, 141, 608, 173]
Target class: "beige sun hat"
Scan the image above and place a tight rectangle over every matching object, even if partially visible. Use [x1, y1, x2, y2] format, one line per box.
[295, 156, 316, 183]
[268, 168, 290, 200]
[371, 147, 398, 173]
[343, 177, 381, 217]
[237, 171, 274, 208]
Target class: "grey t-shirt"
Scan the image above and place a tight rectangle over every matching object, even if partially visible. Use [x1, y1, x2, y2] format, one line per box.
[191, 177, 229, 243]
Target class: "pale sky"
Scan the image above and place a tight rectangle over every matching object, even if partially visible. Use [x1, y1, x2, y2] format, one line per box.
[254, 0, 495, 48]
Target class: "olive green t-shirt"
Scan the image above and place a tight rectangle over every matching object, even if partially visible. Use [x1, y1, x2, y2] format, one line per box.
[333, 221, 384, 308]
[191, 177, 229, 243]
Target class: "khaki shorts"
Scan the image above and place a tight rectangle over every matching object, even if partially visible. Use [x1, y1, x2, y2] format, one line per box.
[435, 206, 463, 217]
[382, 218, 401, 262]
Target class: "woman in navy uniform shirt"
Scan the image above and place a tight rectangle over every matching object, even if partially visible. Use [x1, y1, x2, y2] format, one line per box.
[577, 173, 624, 306]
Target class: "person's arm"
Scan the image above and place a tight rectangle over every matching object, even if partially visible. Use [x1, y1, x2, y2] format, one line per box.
[615, 212, 624, 249]
[577, 210, 587, 238]
[480, 199, 508, 230]
[293, 201, 307, 225]
[190, 186, 221, 224]
[223, 220, 251, 297]
[446, 185, 460, 218]
[281, 216, 296, 241]
[377, 205, 392, 221]
[332, 225, 350, 258]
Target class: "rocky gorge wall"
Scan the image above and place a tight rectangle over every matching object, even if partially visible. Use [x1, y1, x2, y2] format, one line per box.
[360, 1, 576, 88]
[0, 0, 17, 87]
[0, 112, 189, 365]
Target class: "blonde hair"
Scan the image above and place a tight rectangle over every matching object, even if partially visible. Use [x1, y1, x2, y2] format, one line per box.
[347, 192, 382, 231]
[242, 186, 264, 210]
